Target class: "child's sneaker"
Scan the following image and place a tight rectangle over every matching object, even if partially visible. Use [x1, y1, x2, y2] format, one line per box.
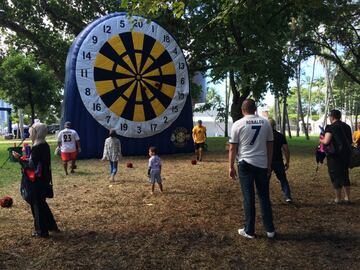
[238, 228, 255, 239]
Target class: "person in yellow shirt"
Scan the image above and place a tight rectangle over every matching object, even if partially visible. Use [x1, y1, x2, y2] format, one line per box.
[353, 123, 360, 148]
[192, 120, 207, 161]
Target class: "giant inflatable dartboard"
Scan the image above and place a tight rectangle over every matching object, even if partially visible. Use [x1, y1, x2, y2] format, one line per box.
[63, 13, 193, 157]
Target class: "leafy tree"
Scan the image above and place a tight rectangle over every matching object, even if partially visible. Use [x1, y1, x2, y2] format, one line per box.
[194, 87, 227, 122]
[286, 83, 326, 116]
[1, 0, 358, 125]
[0, 0, 123, 81]
[0, 52, 61, 124]
[290, 0, 360, 85]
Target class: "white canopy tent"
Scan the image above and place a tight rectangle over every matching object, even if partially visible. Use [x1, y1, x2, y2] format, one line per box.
[193, 107, 233, 137]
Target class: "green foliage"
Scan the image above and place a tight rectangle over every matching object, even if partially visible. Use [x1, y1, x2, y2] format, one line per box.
[0, 0, 358, 125]
[287, 82, 326, 116]
[0, 51, 61, 123]
[194, 87, 228, 123]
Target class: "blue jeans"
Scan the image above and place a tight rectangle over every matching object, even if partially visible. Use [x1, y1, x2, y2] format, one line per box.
[238, 160, 275, 235]
[110, 161, 118, 176]
[270, 161, 292, 199]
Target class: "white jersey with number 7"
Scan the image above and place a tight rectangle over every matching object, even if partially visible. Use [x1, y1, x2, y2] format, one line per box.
[229, 115, 273, 168]
[57, 128, 80, 153]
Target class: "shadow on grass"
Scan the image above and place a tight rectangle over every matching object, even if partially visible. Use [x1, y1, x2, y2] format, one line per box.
[276, 232, 359, 244]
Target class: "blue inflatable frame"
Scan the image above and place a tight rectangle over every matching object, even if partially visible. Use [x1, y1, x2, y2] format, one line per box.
[62, 13, 194, 158]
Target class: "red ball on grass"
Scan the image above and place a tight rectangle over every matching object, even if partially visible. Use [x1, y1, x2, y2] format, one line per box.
[191, 160, 197, 165]
[126, 162, 133, 168]
[0, 196, 13, 208]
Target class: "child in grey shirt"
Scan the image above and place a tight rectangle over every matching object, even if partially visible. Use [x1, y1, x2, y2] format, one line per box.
[148, 146, 163, 194]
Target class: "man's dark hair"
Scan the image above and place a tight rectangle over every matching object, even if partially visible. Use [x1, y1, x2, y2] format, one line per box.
[241, 99, 257, 114]
[329, 109, 341, 120]
[149, 146, 157, 154]
[109, 129, 117, 137]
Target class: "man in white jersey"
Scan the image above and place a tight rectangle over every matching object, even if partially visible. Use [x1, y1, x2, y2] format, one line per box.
[228, 99, 275, 239]
[57, 121, 81, 175]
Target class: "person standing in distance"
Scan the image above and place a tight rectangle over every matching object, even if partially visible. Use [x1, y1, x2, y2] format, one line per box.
[320, 109, 352, 204]
[192, 120, 207, 161]
[268, 119, 293, 203]
[57, 121, 81, 175]
[229, 99, 275, 239]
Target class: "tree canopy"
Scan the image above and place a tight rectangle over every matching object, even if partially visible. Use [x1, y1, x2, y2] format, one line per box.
[0, 52, 61, 124]
[0, 0, 359, 122]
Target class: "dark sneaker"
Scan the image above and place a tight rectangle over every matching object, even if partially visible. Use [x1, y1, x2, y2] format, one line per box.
[32, 231, 49, 238]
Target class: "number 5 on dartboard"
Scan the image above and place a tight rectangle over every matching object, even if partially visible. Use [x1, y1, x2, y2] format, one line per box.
[250, 125, 261, 145]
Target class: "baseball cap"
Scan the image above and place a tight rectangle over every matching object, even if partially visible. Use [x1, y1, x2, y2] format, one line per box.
[64, 121, 71, 128]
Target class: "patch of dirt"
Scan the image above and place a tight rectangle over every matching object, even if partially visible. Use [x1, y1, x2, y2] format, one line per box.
[0, 150, 359, 269]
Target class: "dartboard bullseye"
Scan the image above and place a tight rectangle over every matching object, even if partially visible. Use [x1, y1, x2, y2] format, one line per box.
[75, 15, 189, 138]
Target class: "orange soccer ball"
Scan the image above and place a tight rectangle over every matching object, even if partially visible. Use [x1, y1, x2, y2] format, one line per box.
[191, 160, 197, 165]
[126, 162, 133, 168]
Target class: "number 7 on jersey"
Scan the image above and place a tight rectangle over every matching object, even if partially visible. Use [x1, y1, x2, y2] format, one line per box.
[250, 125, 262, 145]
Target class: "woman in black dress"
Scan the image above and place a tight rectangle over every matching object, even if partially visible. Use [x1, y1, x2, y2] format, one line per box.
[13, 122, 59, 237]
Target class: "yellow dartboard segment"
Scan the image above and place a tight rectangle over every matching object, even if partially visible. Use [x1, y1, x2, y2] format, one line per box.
[140, 58, 154, 74]
[133, 105, 145, 121]
[161, 62, 176, 75]
[135, 53, 142, 73]
[116, 65, 135, 76]
[122, 55, 137, 74]
[109, 96, 127, 116]
[132, 32, 144, 51]
[151, 99, 166, 116]
[150, 41, 165, 59]
[161, 83, 176, 99]
[95, 53, 115, 71]
[108, 35, 127, 56]
[95, 80, 116, 96]
[135, 82, 142, 102]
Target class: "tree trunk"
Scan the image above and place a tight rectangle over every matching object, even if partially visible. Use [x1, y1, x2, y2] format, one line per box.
[229, 70, 250, 122]
[296, 63, 309, 139]
[18, 109, 24, 139]
[224, 72, 230, 137]
[282, 97, 287, 135]
[28, 85, 35, 124]
[285, 104, 292, 138]
[295, 65, 300, 137]
[306, 56, 316, 135]
[274, 95, 281, 130]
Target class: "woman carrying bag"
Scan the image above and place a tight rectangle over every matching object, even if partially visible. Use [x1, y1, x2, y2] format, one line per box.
[13, 122, 59, 238]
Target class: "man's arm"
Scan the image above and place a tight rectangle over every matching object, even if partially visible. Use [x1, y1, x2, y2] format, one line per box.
[282, 144, 290, 170]
[76, 140, 81, 152]
[320, 132, 332, 144]
[57, 131, 62, 148]
[228, 143, 238, 180]
[266, 141, 273, 175]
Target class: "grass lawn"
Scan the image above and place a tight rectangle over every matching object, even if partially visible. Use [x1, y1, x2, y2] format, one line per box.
[0, 136, 359, 269]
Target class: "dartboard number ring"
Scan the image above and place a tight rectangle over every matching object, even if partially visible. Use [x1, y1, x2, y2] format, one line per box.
[75, 15, 189, 138]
